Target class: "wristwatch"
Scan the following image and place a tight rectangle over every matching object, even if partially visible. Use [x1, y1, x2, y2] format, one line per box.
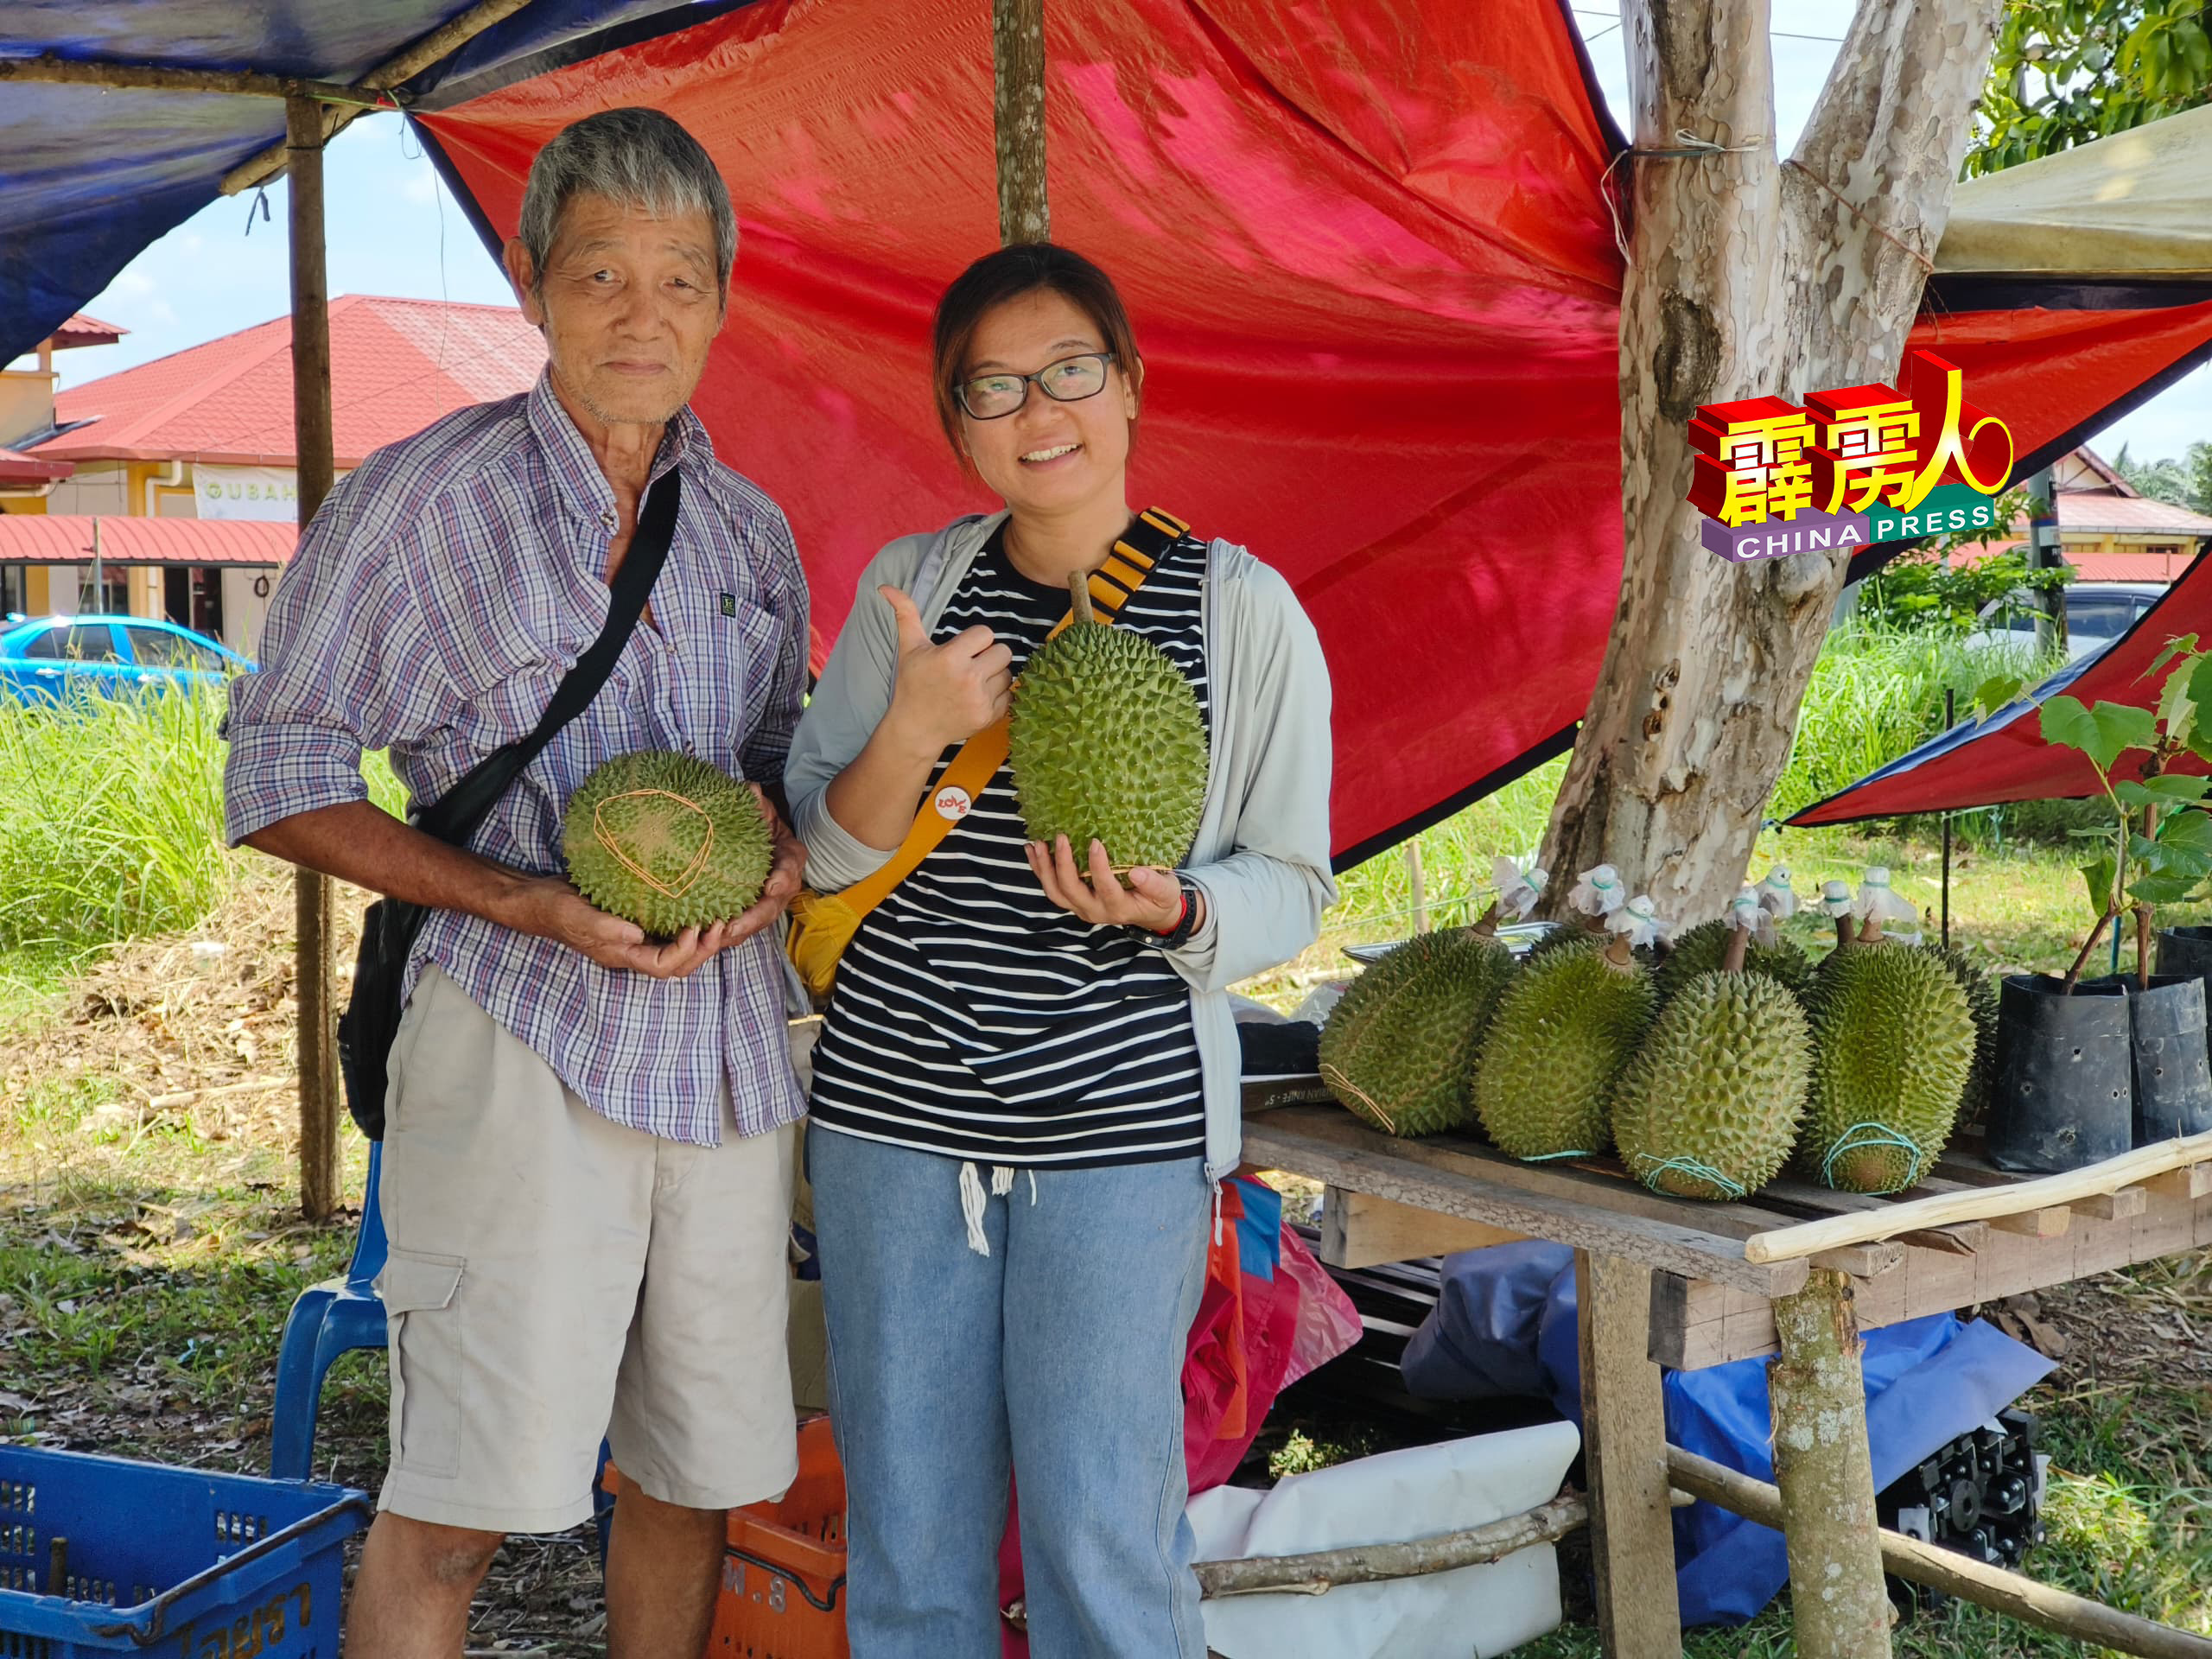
[1146, 872, 1205, 950]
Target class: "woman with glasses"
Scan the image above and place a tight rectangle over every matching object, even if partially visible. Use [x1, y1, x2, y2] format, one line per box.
[784, 243, 1334, 1658]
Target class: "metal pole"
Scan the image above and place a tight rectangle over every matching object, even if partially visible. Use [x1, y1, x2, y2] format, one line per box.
[90, 517, 103, 611]
[2025, 467, 2062, 655]
[990, 0, 1047, 245]
[286, 93, 342, 1222]
[1941, 688, 1953, 950]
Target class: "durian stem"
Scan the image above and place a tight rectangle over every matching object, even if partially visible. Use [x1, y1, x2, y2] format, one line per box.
[1468, 899, 1501, 940]
[1834, 914, 1858, 950]
[1603, 933, 1635, 969]
[1769, 1270, 1893, 1659]
[1065, 569, 1096, 625]
[1722, 924, 1751, 975]
[1857, 916, 1886, 946]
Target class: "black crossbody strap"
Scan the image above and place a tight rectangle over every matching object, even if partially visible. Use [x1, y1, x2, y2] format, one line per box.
[416, 469, 683, 846]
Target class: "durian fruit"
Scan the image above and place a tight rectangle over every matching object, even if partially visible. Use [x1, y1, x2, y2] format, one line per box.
[1613, 923, 1815, 1200]
[1319, 928, 1517, 1136]
[1008, 573, 1208, 874]
[563, 750, 773, 937]
[1473, 932, 1656, 1160]
[1654, 916, 1813, 1005]
[1799, 918, 1977, 1193]
[1918, 943, 1999, 1126]
[1524, 921, 1603, 965]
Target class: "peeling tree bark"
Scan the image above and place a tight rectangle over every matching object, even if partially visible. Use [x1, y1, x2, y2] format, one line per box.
[1770, 1269, 1892, 1658]
[991, 0, 1048, 245]
[1539, 0, 2002, 925]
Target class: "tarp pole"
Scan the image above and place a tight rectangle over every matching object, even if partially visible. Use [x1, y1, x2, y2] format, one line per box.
[285, 93, 343, 1223]
[991, 0, 1047, 244]
[2026, 467, 2061, 654]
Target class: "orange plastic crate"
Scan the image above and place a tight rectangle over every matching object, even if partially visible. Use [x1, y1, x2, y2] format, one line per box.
[605, 1415, 849, 1659]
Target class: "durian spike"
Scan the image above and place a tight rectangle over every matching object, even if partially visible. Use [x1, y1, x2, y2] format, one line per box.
[1066, 569, 1097, 626]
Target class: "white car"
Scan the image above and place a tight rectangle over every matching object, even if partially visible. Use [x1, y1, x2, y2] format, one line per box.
[1966, 582, 2166, 662]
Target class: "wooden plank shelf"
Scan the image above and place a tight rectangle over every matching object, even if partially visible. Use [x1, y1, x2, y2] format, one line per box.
[1245, 1093, 2212, 1370]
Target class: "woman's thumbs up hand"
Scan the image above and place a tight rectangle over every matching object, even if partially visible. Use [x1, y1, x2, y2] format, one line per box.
[880, 585, 1014, 757]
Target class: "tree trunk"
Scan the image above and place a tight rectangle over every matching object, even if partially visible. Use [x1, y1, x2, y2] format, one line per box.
[1540, 0, 2002, 925]
[1769, 1269, 1892, 1657]
[991, 0, 1048, 245]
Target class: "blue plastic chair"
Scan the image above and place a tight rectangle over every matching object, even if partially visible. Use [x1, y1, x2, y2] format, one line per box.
[270, 1141, 389, 1480]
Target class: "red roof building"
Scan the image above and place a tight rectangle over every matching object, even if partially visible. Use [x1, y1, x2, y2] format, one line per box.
[1930, 444, 2212, 586]
[3, 296, 543, 652]
[42, 296, 544, 467]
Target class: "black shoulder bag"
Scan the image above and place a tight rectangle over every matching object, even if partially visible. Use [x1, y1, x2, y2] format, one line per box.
[336, 471, 683, 1140]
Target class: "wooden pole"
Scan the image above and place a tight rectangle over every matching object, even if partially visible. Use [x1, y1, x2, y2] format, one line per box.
[1742, 1128, 2212, 1262]
[287, 94, 342, 1224]
[1574, 1250, 1684, 1657]
[990, 0, 1048, 245]
[1768, 1269, 1891, 1658]
[1669, 1446, 2212, 1659]
[1197, 1492, 1591, 1599]
[220, 0, 545, 195]
[1405, 842, 1427, 932]
[0, 53, 378, 104]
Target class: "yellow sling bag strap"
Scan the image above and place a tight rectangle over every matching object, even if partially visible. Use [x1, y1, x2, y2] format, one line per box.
[787, 507, 1192, 1000]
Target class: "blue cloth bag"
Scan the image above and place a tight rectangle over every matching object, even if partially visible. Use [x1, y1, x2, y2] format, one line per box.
[1402, 1243, 2056, 1626]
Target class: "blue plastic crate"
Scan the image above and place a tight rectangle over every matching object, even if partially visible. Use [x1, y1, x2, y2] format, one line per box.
[0, 1446, 369, 1659]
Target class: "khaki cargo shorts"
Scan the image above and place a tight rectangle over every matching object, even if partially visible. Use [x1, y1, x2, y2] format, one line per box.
[375, 965, 798, 1534]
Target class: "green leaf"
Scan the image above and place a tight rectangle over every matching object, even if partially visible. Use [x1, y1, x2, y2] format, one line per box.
[2143, 774, 2211, 804]
[2158, 658, 2200, 748]
[2158, 808, 2212, 851]
[2116, 780, 2159, 808]
[1974, 674, 2024, 717]
[2128, 871, 2202, 906]
[2039, 696, 2105, 764]
[2082, 853, 2120, 914]
[2147, 633, 2200, 677]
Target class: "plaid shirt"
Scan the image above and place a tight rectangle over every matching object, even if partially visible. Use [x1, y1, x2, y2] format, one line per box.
[224, 373, 810, 1147]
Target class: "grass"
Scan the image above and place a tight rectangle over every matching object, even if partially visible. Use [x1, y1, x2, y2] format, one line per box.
[0, 686, 404, 957]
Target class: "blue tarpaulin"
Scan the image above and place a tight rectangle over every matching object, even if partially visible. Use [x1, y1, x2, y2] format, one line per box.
[0, 0, 705, 363]
[1402, 1242, 2057, 1626]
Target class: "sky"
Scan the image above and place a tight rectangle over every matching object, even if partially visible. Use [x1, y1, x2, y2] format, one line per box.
[30, 7, 2212, 465]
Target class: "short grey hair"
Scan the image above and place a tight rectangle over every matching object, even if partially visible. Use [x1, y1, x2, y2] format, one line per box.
[517, 108, 737, 300]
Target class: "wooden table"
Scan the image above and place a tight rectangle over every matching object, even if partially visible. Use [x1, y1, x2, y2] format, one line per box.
[1243, 1092, 2212, 1658]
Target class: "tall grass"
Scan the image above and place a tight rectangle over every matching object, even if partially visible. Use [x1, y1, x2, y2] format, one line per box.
[1328, 626, 2064, 938]
[0, 687, 404, 953]
[1769, 625, 2056, 823]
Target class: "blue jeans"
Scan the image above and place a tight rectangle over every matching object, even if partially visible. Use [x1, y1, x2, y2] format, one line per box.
[808, 1124, 1213, 1659]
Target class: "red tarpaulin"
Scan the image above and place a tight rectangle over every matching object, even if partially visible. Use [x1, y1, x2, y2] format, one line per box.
[412, 0, 2212, 863]
[1787, 549, 2212, 827]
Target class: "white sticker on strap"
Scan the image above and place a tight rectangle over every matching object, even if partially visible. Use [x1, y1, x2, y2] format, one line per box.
[934, 785, 974, 821]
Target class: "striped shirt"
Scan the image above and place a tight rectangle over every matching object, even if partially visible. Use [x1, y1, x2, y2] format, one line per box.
[222, 372, 810, 1147]
[808, 524, 1209, 1166]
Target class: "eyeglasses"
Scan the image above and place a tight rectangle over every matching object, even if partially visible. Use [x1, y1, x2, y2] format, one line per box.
[955, 353, 1117, 421]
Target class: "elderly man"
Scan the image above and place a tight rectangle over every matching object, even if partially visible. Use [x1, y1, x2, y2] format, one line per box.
[223, 109, 808, 1657]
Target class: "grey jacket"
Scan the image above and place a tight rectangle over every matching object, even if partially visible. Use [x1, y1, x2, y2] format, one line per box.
[783, 510, 1337, 1181]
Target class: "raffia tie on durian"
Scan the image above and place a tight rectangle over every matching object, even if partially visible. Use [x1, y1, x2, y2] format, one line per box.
[592, 788, 717, 898]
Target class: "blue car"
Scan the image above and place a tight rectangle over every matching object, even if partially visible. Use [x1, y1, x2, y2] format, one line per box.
[0, 613, 254, 704]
